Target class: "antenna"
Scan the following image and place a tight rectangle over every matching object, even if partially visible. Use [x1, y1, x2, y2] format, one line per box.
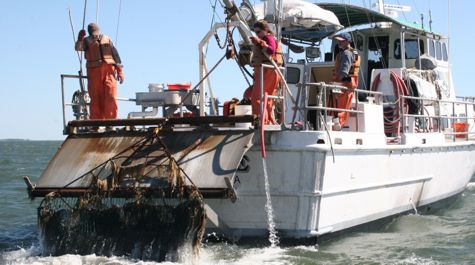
[96, 0, 99, 24]
[420, 13, 424, 30]
[429, 9, 433, 32]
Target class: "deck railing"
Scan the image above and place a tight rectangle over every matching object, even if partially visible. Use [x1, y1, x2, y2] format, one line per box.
[400, 95, 475, 141]
[296, 82, 383, 131]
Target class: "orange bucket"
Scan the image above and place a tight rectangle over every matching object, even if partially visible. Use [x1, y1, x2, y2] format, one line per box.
[453, 122, 467, 138]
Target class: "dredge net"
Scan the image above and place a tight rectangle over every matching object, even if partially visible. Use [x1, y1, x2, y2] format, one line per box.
[37, 131, 206, 262]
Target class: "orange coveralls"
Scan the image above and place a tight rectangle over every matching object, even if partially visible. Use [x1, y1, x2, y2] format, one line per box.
[87, 64, 118, 119]
[332, 48, 360, 127]
[250, 34, 282, 125]
[76, 34, 123, 119]
[251, 67, 280, 125]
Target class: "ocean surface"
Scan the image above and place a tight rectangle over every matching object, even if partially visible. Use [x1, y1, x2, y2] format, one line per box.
[0, 140, 474, 265]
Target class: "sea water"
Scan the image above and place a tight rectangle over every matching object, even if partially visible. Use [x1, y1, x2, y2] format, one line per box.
[1, 140, 475, 265]
[262, 157, 279, 247]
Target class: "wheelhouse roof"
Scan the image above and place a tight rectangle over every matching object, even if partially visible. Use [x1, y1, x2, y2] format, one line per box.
[318, 3, 444, 36]
[282, 3, 444, 44]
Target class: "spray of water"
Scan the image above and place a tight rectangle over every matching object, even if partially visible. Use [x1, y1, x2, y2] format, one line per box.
[261, 157, 279, 247]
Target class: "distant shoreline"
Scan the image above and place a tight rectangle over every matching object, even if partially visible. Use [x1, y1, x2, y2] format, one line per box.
[0, 139, 62, 142]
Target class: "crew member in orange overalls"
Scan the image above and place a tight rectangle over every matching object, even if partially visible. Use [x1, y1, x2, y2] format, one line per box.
[331, 32, 360, 129]
[250, 20, 283, 125]
[75, 23, 124, 120]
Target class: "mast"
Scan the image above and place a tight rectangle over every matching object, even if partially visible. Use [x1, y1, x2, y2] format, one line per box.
[378, 0, 385, 14]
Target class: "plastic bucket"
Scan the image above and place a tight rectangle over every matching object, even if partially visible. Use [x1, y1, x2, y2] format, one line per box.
[453, 122, 467, 138]
[234, 105, 252, 128]
[148, 83, 164, 92]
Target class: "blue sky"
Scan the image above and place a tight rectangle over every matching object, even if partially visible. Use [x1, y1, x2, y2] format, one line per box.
[0, 0, 471, 140]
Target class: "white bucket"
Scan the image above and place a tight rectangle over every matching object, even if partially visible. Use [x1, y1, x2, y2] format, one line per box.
[234, 105, 252, 128]
[148, 83, 164, 92]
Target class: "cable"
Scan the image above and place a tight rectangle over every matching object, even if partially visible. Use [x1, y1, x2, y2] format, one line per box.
[115, 0, 122, 46]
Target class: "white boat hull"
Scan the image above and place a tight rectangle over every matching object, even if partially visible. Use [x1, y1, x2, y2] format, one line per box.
[206, 131, 475, 239]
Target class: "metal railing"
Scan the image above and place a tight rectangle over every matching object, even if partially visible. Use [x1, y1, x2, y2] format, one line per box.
[60, 74, 88, 131]
[60, 74, 135, 133]
[400, 95, 475, 141]
[258, 64, 286, 127]
[296, 82, 383, 131]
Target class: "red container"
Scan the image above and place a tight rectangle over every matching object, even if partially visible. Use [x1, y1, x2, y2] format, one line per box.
[453, 122, 467, 138]
[167, 83, 191, 90]
[172, 112, 194, 118]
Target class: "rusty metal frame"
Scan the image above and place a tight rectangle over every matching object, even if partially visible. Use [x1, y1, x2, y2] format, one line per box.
[67, 115, 255, 131]
[26, 186, 232, 199]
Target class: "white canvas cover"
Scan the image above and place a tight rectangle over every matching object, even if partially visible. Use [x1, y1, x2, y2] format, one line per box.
[253, 0, 341, 28]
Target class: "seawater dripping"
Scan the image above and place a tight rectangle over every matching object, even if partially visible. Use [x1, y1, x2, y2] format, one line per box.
[261, 157, 279, 247]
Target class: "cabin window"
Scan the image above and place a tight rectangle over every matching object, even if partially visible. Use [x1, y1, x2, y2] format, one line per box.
[356, 35, 364, 51]
[394, 39, 425, 59]
[286, 67, 300, 84]
[442, 42, 448, 61]
[436, 41, 442, 60]
[429, 40, 435, 58]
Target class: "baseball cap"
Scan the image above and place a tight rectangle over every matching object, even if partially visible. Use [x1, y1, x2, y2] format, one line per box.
[334, 32, 352, 42]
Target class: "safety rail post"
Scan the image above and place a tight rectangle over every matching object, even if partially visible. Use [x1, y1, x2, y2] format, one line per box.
[438, 99, 441, 133]
[290, 83, 302, 130]
[465, 101, 469, 140]
[355, 88, 360, 133]
[61, 75, 67, 131]
[302, 83, 308, 130]
[399, 87, 404, 135]
[260, 64, 264, 127]
[452, 100, 456, 142]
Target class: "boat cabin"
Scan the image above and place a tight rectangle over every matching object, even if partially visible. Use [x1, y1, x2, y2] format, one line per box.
[280, 3, 471, 140]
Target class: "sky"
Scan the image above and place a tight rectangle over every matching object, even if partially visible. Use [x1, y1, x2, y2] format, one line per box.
[0, 0, 472, 140]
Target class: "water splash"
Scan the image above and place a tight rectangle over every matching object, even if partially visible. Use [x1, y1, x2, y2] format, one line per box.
[261, 157, 279, 247]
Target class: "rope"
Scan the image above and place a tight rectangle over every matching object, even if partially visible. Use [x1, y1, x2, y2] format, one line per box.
[115, 0, 122, 45]
[177, 53, 227, 109]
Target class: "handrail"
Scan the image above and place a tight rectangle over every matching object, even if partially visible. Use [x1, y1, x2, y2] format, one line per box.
[259, 63, 286, 128]
[297, 82, 383, 131]
[400, 94, 475, 141]
[60, 73, 135, 134]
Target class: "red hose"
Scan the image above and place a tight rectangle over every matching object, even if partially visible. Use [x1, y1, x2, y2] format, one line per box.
[371, 71, 408, 136]
[260, 93, 268, 158]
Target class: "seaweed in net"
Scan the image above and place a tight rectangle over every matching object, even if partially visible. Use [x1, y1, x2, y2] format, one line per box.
[38, 132, 206, 262]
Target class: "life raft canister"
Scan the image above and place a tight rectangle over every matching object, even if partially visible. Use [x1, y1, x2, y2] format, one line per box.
[84, 35, 116, 68]
[332, 48, 360, 89]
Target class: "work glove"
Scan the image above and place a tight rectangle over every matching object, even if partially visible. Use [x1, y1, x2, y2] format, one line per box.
[78, 29, 86, 41]
[250, 36, 267, 48]
[341, 76, 351, 82]
[116, 65, 125, 84]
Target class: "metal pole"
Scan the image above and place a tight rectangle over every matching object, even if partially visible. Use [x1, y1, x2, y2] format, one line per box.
[61, 75, 67, 130]
[465, 102, 468, 140]
[401, 30, 406, 68]
[452, 101, 456, 142]
[260, 65, 264, 124]
[82, 0, 87, 30]
[96, 0, 99, 24]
